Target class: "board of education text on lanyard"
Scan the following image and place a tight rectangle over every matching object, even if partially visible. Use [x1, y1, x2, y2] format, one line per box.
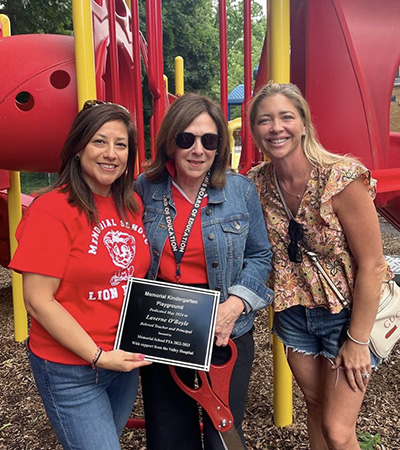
[163, 171, 210, 283]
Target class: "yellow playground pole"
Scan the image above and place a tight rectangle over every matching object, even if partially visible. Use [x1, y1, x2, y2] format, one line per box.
[8, 172, 27, 342]
[163, 74, 169, 95]
[72, 0, 97, 108]
[175, 56, 184, 96]
[0, 14, 11, 36]
[267, 0, 293, 427]
[0, 14, 29, 342]
[268, 0, 290, 83]
[228, 117, 242, 171]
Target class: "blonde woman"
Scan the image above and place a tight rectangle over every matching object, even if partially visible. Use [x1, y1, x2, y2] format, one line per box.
[248, 81, 393, 450]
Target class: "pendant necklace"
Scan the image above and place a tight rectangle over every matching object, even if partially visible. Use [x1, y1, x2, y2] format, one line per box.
[280, 183, 303, 199]
[275, 171, 308, 199]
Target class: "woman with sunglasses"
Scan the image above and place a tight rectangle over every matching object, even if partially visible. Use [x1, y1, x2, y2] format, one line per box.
[9, 101, 152, 450]
[248, 81, 393, 450]
[135, 93, 273, 450]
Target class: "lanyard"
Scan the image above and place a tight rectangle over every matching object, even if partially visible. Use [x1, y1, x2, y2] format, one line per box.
[163, 171, 210, 282]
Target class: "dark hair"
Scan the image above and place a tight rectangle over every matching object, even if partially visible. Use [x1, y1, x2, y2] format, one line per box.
[49, 102, 138, 223]
[144, 93, 230, 188]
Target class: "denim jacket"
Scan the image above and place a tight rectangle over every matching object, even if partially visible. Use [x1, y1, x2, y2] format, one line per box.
[135, 171, 273, 338]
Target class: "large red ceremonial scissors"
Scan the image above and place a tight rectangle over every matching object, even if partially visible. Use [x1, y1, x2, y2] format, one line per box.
[169, 339, 246, 450]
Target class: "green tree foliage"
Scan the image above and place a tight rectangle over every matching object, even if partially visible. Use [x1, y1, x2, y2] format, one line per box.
[225, 0, 266, 94]
[0, 0, 72, 36]
[138, 0, 220, 117]
[160, 0, 220, 97]
[1, 0, 265, 99]
[139, 0, 266, 129]
[1, 0, 265, 146]
[138, 0, 221, 152]
[153, 0, 266, 100]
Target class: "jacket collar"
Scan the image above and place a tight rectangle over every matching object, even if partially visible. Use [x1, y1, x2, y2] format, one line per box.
[151, 174, 226, 205]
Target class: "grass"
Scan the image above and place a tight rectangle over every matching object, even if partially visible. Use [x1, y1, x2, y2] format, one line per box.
[20, 172, 57, 195]
[357, 431, 382, 449]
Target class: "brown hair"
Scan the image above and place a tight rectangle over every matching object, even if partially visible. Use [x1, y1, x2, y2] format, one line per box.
[47, 102, 138, 223]
[144, 93, 230, 188]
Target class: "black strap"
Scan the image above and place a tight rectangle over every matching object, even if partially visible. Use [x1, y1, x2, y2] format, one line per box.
[163, 171, 210, 282]
[273, 169, 349, 307]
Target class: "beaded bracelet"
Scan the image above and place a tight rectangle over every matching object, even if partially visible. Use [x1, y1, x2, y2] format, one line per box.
[91, 347, 103, 369]
[346, 330, 370, 346]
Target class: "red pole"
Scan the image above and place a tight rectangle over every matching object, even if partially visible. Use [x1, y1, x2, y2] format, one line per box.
[219, 0, 228, 118]
[126, 418, 146, 429]
[156, 0, 165, 111]
[131, 0, 146, 168]
[105, 0, 121, 103]
[240, 0, 253, 174]
[146, 0, 165, 157]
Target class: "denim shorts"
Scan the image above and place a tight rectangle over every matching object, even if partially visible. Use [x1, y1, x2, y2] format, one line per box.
[273, 305, 381, 368]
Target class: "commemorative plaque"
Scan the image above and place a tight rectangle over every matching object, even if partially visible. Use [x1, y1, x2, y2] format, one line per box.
[114, 277, 220, 371]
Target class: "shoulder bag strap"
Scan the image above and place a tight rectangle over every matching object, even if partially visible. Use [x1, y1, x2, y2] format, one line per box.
[273, 169, 349, 308]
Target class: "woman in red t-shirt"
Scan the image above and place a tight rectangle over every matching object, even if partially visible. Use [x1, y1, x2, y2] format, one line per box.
[9, 101, 152, 450]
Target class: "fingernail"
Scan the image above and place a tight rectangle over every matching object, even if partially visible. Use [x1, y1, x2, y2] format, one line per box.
[139, 354, 146, 360]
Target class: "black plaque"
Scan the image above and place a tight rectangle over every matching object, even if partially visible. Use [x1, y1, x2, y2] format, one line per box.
[114, 277, 220, 371]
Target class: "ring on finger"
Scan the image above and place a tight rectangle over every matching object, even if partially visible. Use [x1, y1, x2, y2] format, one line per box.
[361, 372, 371, 379]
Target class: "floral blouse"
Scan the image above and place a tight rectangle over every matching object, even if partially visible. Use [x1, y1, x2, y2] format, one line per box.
[248, 160, 393, 313]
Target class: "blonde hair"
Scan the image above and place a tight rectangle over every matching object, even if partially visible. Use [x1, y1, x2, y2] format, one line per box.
[249, 81, 356, 167]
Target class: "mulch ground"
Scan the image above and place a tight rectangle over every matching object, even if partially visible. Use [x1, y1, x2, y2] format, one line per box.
[1, 215, 400, 450]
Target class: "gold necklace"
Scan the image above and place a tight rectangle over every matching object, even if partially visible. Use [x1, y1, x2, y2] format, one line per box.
[276, 174, 307, 199]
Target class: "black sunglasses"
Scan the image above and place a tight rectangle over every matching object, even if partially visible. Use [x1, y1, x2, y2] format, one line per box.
[288, 218, 304, 263]
[175, 132, 220, 151]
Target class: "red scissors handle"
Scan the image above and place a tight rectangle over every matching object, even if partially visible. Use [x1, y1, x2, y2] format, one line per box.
[169, 339, 237, 432]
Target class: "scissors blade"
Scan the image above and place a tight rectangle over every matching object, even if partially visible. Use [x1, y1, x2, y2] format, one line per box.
[218, 427, 246, 450]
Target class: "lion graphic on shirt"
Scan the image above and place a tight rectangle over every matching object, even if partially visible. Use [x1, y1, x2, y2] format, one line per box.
[103, 230, 136, 269]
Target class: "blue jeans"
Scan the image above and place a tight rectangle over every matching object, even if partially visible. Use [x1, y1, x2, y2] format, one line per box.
[29, 349, 139, 450]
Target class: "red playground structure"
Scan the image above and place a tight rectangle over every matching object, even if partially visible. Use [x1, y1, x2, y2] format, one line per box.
[1, 0, 400, 266]
[0, 0, 400, 429]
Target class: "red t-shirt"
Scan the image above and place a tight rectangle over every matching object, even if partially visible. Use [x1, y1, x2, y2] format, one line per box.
[9, 190, 150, 364]
[158, 183, 208, 284]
